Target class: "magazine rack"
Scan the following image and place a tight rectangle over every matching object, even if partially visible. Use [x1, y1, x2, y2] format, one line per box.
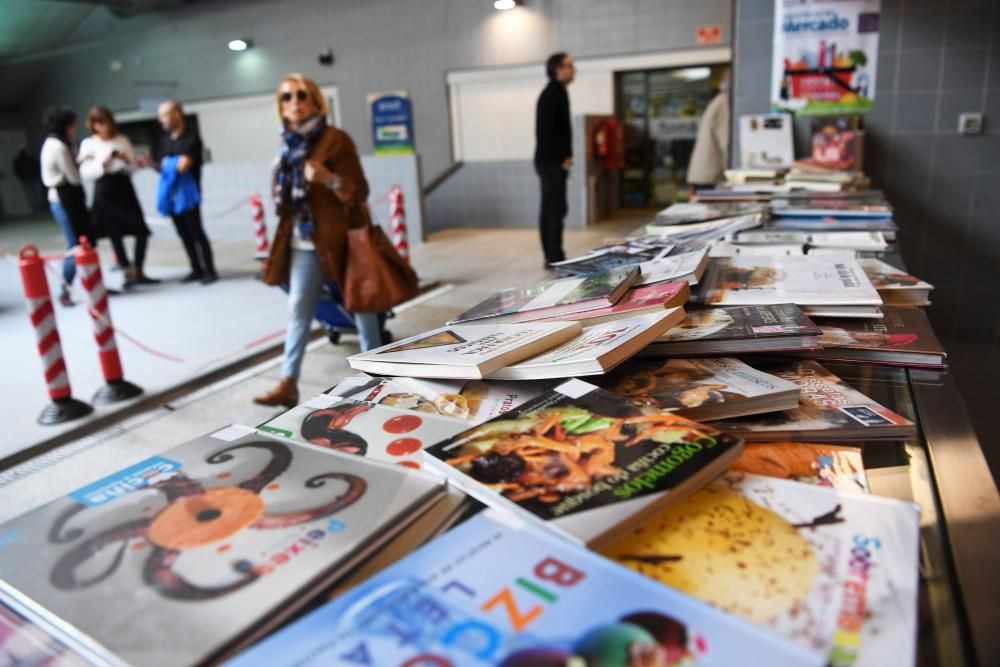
[823, 360, 1000, 666]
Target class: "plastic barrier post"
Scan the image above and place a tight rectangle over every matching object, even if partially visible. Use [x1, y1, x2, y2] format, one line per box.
[250, 193, 269, 259]
[75, 238, 144, 405]
[18, 246, 93, 425]
[389, 185, 410, 263]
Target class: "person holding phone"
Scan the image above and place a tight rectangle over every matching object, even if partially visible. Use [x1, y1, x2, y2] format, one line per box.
[78, 106, 157, 288]
[254, 73, 383, 408]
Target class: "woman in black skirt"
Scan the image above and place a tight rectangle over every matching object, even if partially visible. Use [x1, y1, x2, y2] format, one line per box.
[78, 106, 158, 287]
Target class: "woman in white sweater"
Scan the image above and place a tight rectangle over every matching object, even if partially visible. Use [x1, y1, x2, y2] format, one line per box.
[78, 106, 156, 287]
[40, 106, 96, 307]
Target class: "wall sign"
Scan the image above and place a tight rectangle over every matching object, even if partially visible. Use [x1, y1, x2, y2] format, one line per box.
[771, 0, 880, 116]
[697, 25, 723, 45]
[368, 91, 414, 155]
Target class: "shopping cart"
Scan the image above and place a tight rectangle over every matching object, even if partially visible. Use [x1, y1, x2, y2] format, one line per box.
[282, 279, 393, 346]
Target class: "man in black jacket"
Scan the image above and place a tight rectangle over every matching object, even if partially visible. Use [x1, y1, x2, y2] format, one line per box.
[534, 52, 575, 267]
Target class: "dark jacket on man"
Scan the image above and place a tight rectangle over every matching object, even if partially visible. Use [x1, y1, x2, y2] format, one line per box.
[534, 80, 572, 167]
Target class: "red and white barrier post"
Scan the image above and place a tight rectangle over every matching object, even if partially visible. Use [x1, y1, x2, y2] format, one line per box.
[389, 185, 409, 263]
[18, 246, 93, 424]
[250, 193, 269, 259]
[75, 238, 144, 405]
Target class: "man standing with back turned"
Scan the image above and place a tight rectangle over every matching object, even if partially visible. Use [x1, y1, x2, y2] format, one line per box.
[534, 52, 575, 268]
[154, 100, 217, 284]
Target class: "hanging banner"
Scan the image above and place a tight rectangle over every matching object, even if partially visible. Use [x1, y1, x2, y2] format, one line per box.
[368, 91, 414, 155]
[771, 0, 880, 116]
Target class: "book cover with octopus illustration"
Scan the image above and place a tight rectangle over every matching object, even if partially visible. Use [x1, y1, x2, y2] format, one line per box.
[259, 393, 468, 469]
[603, 472, 920, 667]
[0, 425, 445, 667]
[227, 509, 823, 667]
[422, 380, 744, 548]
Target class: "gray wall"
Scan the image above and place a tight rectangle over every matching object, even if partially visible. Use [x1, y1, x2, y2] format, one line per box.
[9, 0, 733, 187]
[733, 0, 1000, 345]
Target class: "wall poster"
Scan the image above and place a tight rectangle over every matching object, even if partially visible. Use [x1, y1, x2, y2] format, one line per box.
[368, 91, 414, 155]
[771, 0, 880, 116]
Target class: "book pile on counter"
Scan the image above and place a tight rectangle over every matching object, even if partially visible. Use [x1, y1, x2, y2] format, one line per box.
[0, 190, 943, 667]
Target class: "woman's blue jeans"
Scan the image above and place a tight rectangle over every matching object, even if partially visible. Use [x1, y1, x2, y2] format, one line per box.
[281, 248, 382, 380]
[49, 200, 78, 291]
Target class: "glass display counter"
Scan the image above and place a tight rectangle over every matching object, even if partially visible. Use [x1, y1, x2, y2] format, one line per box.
[824, 361, 1000, 666]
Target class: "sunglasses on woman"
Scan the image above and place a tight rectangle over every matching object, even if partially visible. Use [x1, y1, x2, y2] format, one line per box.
[280, 90, 310, 103]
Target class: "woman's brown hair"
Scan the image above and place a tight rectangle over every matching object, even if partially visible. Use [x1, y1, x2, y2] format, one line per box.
[86, 105, 118, 136]
[275, 73, 329, 123]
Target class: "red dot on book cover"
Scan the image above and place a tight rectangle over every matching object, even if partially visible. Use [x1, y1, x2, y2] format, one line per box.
[387, 438, 421, 456]
[266, 483, 280, 491]
[131, 542, 146, 551]
[217, 544, 231, 553]
[383, 414, 422, 433]
[396, 461, 420, 469]
[217, 472, 232, 480]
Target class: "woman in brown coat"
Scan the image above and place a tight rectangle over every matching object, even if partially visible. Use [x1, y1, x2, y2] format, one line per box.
[254, 74, 383, 407]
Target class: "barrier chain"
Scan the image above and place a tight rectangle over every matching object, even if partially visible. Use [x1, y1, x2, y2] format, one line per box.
[250, 193, 269, 259]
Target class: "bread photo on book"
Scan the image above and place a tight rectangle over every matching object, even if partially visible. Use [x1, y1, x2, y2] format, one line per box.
[603, 471, 920, 667]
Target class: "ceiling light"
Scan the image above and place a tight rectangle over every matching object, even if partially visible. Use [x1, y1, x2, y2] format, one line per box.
[228, 39, 251, 51]
[494, 0, 516, 10]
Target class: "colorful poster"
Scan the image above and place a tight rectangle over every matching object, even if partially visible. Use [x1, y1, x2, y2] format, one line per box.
[771, 0, 880, 116]
[368, 91, 414, 155]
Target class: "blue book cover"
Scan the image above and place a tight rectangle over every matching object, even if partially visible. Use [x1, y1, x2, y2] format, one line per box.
[227, 510, 823, 666]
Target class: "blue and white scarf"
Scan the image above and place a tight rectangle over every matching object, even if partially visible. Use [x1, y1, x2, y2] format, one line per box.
[274, 114, 327, 240]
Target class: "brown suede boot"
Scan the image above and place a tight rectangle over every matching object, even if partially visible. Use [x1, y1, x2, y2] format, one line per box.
[253, 378, 299, 407]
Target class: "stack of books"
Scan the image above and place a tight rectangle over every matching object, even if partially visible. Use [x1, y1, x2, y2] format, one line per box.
[0, 183, 934, 667]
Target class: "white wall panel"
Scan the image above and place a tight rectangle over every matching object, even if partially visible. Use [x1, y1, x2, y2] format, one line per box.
[448, 48, 731, 162]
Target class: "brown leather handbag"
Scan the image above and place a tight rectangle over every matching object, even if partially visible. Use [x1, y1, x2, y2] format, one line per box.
[342, 212, 419, 312]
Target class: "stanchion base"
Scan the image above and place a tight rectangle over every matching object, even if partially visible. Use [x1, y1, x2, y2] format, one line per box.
[92, 379, 144, 405]
[38, 397, 93, 425]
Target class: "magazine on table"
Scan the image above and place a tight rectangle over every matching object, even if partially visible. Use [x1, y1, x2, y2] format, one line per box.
[450, 268, 640, 324]
[730, 442, 869, 493]
[487, 309, 686, 380]
[423, 379, 744, 548]
[227, 509, 823, 666]
[706, 361, 916, 441]
[858, 258, 933, 306]
[531, 280, 690, 326]
[597, 357, 800, 421]
[328, 374, 548, 423]
[259, 393, 468, 469]
[347, 321, 581, 379]
[641, 303, 820, 356]
[697, 255, 883, 311]
[603, 471, 919, 667]
[0, 425, 445, 667]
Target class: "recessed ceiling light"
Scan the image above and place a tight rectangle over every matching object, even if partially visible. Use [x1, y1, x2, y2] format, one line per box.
[494, 0, 516, 10]
[228, 39, 251, 51]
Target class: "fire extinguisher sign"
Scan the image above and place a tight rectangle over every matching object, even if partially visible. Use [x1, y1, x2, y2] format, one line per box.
[771, 0, 880, 116]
